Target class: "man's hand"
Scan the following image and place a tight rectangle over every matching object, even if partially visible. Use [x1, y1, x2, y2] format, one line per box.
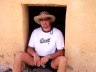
[33, 53, 41, 67]
[40, 56, 49, 66]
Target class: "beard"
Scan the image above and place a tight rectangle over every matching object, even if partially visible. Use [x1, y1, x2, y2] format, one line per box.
[41, 24, 50, 29]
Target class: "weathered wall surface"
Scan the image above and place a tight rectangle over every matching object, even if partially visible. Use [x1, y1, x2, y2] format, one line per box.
[0, 0, 66, 69]
[0, 0, 96, 72]
[0, 0, 28, 68]
[66, 0, 96, 72]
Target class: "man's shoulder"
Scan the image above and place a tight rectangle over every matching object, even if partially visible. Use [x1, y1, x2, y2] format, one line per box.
[53, 27, 62, 33]
[31, 27, 41, 35]
[33, 27, 41, 32]
[53, 27, 60, 31]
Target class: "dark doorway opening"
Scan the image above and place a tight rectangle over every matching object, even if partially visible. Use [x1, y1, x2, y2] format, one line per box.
[26, 6, 67, 71]
[28, 6, 66, 38]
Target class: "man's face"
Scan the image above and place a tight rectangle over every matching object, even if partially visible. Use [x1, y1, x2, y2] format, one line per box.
[39, 17, 52, 29]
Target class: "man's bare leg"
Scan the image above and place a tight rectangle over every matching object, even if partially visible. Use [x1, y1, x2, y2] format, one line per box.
[51, 56, 67, 72]
[13, 51, 34, 72]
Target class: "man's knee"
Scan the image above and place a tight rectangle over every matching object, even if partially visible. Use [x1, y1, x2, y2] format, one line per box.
[58, 56, 67, 63]
[51, 56, 67, 69]
[14, 51, 24, 60]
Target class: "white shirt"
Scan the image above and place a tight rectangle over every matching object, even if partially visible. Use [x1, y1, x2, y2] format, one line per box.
[28, 27, 64, 56]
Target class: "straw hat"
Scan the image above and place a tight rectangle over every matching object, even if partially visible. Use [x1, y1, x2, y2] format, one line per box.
[34, 11, 55, 24]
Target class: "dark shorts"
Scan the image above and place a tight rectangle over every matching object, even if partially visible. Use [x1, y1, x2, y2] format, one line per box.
[30, 58, 57, 72]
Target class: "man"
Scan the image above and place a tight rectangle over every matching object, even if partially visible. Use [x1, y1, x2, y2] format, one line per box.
[13, 11, 67, 72]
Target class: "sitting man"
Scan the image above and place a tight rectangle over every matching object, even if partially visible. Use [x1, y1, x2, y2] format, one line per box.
[13, 11, 67, 72]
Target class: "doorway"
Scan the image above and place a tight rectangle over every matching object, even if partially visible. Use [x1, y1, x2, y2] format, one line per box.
[28, 6, 66, 38]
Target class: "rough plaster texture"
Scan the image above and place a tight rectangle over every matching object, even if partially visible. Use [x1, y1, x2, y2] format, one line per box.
[0, 0, 96, 72]
[66, 0, 96, 72]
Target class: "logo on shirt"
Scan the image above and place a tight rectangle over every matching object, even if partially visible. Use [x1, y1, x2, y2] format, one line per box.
[40, 38, 50, 43]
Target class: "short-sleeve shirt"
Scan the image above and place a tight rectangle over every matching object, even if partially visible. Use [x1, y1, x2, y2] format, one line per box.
[28, 27, 64, 56]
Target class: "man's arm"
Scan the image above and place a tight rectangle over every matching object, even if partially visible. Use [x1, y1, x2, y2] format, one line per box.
[27, 46, 36, 56]
[48, 49, 65, 59]
[27, 46, 41, 67]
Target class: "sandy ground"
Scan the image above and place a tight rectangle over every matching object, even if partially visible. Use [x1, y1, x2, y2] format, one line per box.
[0, 67, 54, 72]
[23, 68, 53, 72]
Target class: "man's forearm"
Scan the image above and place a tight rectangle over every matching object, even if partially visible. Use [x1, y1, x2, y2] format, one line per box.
[27, 46, 36, 56]
[49, 49, 64, 59]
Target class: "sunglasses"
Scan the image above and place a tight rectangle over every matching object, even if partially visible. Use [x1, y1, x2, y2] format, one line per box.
[39, 18, 51, 21]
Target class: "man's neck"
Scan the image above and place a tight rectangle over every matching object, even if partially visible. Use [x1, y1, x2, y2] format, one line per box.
[42, 27, 52, 32]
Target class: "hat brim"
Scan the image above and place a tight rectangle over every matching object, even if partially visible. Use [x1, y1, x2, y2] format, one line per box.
[34, 15, 55, 24]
